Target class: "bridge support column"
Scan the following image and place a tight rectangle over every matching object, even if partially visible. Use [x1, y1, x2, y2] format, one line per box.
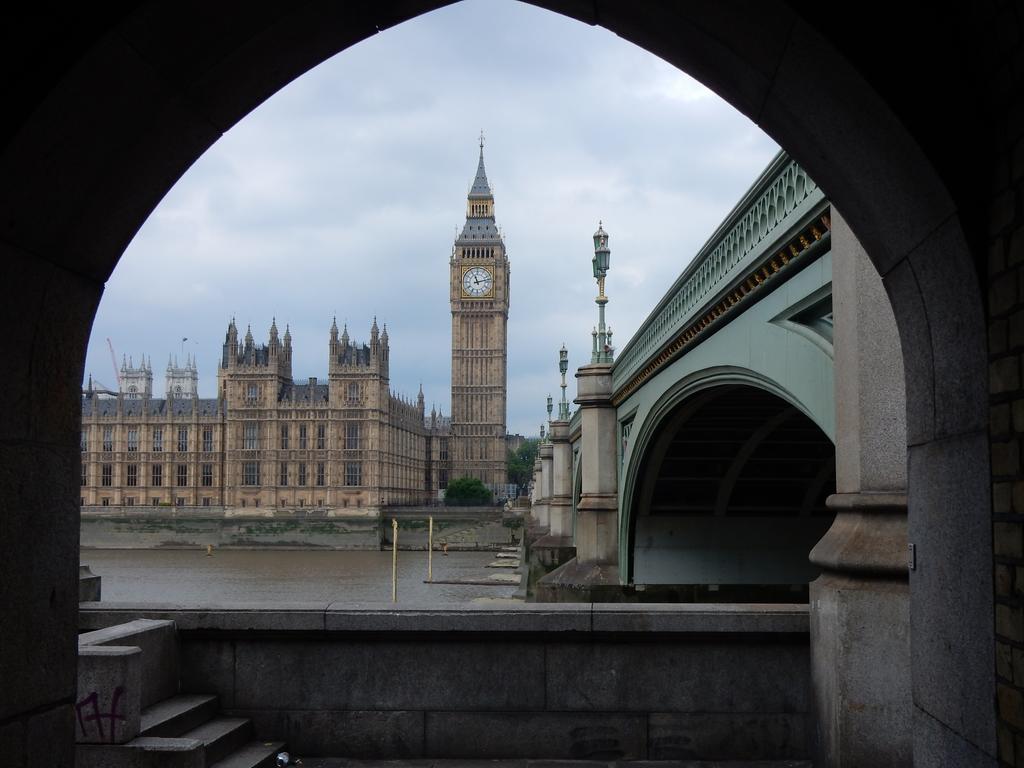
[536, 364, 619, 600]
[532, 420, 577, 567]
[538, 441, 553, 529]
[529, 454, 548, 533]
[809, 210, 911, 767]
[548, 420, 573, 538]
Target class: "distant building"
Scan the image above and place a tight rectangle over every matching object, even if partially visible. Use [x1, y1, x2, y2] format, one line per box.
[81, 319, 451, 510]
[448, 138, 509, 489]
[80, 143, 517, 511]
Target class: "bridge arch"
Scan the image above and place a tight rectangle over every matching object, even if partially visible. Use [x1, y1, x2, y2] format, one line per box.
[0, 3, 996, 764]
[619, 366, 834, 585]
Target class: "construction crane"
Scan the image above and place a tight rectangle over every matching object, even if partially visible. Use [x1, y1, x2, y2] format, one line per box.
[106, 338, 121, 390]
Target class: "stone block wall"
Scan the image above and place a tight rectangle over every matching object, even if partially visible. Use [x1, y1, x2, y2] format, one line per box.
[79, 604, 810, 760]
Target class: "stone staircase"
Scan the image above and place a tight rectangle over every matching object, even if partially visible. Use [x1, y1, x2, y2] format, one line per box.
[76, 619, 284, 768]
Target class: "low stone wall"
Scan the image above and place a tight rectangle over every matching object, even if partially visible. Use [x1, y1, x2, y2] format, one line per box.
[81, 506, 381, 550]
[79, 603, 811, 760]
[380, 509, 521, 551]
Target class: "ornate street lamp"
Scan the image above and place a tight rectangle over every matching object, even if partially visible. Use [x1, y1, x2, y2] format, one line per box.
[591, 222, 614, 363]
[546, 394, 553, 441]
[558, 345, 570, 420]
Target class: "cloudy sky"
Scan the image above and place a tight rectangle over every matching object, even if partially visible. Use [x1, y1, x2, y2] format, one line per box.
[84, 0, 779, 436]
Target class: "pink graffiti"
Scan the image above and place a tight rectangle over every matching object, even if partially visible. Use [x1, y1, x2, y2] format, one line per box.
[75, 685, 126, 743]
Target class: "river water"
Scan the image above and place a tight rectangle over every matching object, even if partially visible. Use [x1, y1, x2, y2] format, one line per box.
[81, 549, 521, 605]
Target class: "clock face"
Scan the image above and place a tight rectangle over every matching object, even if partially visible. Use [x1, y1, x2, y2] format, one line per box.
[462, 266, 493, 297]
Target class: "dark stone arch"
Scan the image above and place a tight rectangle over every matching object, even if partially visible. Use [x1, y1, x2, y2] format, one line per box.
[0, 4, 998, 765]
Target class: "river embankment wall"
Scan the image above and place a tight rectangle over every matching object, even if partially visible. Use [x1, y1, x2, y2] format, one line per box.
[80, 506, 518, 551]
[78, 602, 811, 760]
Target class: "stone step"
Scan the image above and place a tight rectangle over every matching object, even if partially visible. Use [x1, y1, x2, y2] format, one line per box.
[140, 693, 220, 738]
[77, 737, 204, 768]
[182, 717, 253, 765]
[210, 741, 287, 768]
[79, 618, 179, 708]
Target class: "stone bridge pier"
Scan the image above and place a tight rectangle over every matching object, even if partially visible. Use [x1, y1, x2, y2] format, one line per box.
[809, 211, 911, 766]
[537, 363, 619, 600]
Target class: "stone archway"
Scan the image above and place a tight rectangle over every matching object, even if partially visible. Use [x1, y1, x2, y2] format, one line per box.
[0, 4, 995, 765]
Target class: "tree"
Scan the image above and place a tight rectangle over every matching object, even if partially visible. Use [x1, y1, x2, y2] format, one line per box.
[443, 476, 493, 506]
[506, 438, 540, 493]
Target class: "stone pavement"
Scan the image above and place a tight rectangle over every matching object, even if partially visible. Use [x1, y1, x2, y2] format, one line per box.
[297, 760, 812, 768]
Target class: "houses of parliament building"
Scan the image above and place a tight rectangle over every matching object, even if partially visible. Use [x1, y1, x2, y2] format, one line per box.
[80, 143, 511, 510]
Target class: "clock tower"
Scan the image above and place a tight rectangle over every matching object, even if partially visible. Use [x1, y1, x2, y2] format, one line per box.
[449, 136, 509, 490]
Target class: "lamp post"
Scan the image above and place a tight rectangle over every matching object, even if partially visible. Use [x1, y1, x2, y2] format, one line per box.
[546, 395, 553, 441]
[591, 222, 613, 363]
[558, 345, 570, 420]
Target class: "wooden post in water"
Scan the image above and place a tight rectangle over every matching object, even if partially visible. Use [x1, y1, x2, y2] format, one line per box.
[391, 519, 398, 603]
[428, 516, 433, 582]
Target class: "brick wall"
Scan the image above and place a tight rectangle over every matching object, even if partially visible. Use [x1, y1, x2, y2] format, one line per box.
[986, 4, 1024, 764]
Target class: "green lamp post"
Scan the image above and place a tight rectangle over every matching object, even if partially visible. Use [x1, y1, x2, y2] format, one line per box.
[558, 345, 570, 420]
[591, 222, 613, 363]
[546, 394, 553, 441]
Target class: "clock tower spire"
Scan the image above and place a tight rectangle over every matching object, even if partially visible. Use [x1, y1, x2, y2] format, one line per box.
[449, 135, 509, 492]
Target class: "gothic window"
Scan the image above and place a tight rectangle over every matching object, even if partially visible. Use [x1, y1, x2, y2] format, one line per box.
[80, 428, 88, 452]
[439, 469, 448, 489]
[152, 464, 162, 487]
[127, 464, 138, 487]
[280, 425, 289, 449]
[346, 422, 360, 449]
[102, 427, 113, 452]
[202, 427, 213, 452]
[177, 427, 188, 452]
[127, 429, 138, 452]
[101, 497, 109, 506]
[299, 425, 308, 449]
[243, 422, 258, 450]
[279, 463, 288, 487]
[347, 383, 360, 404]
[101, 464, 112, 487]
[316, 462, 325, 487]
[202, 497, 211, 507]
[201, 464, 213, 487]
[242, 462, 259, 486]
[152, 498, 160, 506]
[152, 428, 163, 452]
[176, 464, 188, 487]
[345, 462, 361, 487]
[124, 497, 135, 506]
[316, 424, 326, 450]
[246, 384, 258, 402]
[439, 439, 448, 461]
[298, 463, 307, 486]
[81, 463, 87, 486]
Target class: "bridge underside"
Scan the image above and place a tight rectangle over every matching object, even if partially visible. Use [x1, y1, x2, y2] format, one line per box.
[630, 385, 835, 601]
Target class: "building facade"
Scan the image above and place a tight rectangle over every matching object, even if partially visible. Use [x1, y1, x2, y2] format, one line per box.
[449, 139, 510, 489]
[80, 143, 515, 511]
[81, 319, 452, 510]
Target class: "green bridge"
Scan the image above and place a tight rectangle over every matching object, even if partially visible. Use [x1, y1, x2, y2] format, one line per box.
[533, 152, 839, 595]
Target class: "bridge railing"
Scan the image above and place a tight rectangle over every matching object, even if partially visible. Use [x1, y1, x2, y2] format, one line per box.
[611, 151, 825, 394]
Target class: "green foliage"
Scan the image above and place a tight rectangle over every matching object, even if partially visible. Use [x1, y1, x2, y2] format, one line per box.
[506, 438, 540, 492]
[443, 476, 493, 506]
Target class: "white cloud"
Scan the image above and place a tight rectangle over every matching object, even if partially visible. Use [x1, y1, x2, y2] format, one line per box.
[86, 0, 779, 436]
